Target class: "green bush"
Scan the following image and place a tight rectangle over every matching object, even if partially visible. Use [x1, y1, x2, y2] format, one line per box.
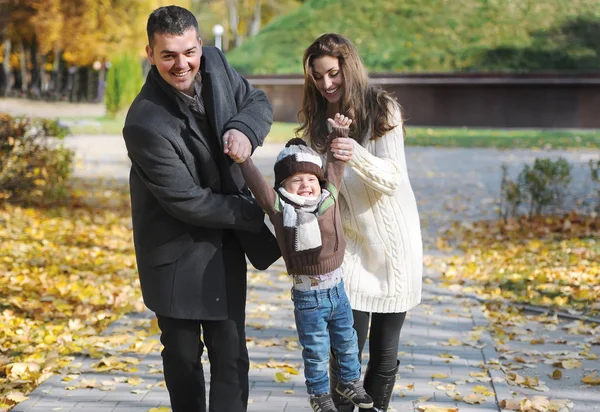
[518, 158, 572, 218]
[499, 164, 522, 221]
[499, 158, 573, 219]
[105, 53, 144, 118]
[0, 114, 74, 205]
[590, 159, 600, 213]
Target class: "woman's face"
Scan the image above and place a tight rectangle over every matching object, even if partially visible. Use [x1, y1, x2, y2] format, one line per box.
[311, 55, 343, 106]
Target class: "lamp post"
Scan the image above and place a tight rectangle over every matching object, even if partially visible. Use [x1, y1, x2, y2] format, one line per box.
[212, 24, 224, 51]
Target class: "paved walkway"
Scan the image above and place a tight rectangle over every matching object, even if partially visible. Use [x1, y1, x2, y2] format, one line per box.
[11, 134, 600, 411]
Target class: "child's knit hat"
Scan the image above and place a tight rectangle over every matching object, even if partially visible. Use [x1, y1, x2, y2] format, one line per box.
[273, 138, 324, 188]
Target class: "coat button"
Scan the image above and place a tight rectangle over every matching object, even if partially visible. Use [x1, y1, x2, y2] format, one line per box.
[216, 298, 220, 302]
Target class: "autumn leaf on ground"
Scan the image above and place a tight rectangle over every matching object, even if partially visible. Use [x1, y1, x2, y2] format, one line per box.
[2, 391, 28, 404]
[433, 215, 600, 316]
[417, 405, 459, 412]
[274, 372, 291, 383]
[444, 338, 462, 347]
[503, 395, 574, 412]
[282, 366, 300, 375]
[65, 378, 99, 390]
[553, 359, 582, 369]
[582, 372, 600, 385]
[126, 377, 144, 386]
[439, 353, 460, 360]
[472, 385, 494, 396]
[446, 391, 462, 401]
[0, 182, 141, 406]
[500, 398, 522, 410]
[463, 393, 488, 404]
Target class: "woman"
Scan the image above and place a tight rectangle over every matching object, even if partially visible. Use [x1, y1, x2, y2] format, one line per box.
[297, 33, 423, 412]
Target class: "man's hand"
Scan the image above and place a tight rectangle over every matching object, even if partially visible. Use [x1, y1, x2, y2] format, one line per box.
[223, 129, 252, 163]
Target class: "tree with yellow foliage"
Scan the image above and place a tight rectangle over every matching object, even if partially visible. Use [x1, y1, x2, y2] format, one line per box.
[0, 0, 190, 100]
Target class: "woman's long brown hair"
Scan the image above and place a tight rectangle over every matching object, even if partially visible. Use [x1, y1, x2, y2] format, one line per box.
[296, 33, 401, 154]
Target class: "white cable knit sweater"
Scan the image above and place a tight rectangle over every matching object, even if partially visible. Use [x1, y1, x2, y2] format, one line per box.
[339, 106, 423, 313]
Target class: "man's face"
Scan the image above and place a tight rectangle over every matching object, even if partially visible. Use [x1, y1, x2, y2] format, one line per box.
[146, 28, 202, 95]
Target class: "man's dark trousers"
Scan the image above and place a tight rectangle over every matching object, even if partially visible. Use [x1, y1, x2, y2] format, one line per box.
[157, 232, 249, 412]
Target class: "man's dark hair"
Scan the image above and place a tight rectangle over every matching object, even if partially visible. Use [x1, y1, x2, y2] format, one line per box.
[147, 5, 199, 47]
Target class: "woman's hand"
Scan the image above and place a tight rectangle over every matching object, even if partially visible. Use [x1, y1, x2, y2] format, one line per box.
[327, 113, 353, 161]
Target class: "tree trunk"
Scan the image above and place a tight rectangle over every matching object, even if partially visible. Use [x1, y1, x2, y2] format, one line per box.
[30, 33, 41, 98]
[40, 54, 49, 95]
[2, 39, 11, 96]
[86, 67, 95, 102]
[226, 0, 243, 47]
[248, 0, 261, 37]
[52, 49, 62, 100]
[69, 66, 80, 102]
[96, 66, 106, 103]
[18, 39, 28, 94]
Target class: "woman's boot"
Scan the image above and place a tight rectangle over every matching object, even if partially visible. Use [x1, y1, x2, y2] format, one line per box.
[329, 354, 356, 412]
[359, 360, 399, 411]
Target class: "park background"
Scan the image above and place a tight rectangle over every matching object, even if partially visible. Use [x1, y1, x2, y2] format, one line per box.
[1, 0, 599, 411]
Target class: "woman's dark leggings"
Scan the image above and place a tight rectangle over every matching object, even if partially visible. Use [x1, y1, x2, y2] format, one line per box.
[352, 310, 407, 372]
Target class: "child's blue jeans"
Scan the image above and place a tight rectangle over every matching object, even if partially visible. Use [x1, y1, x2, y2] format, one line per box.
[292, 280, 361, 395]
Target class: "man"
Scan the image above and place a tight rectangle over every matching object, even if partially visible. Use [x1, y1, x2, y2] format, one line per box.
[122, 6, 280, 412]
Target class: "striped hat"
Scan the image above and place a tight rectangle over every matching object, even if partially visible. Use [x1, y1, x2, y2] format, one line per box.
[274, 138, 324, 188]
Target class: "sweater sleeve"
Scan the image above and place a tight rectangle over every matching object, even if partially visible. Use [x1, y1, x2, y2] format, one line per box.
[239, 157, 277, 215]
[346, 107, 406, 196]
[325, 126, 349, 190]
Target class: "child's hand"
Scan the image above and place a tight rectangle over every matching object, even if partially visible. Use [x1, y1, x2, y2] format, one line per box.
[327, 114, 353, 162]
[327, 113, 352, 129]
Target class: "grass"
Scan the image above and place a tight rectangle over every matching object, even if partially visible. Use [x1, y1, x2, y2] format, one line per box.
[60, 115, 126, 135]
[225, 0, 600, 74]
[406, 127, 600, 149]
[267, 123, 600, 149]
[59, 114, 600, 149]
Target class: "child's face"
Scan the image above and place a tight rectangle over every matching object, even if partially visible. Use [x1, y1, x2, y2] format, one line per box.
[282, 172, 321, 198]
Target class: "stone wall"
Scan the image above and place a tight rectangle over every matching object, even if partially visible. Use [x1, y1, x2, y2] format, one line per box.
[247, 73, 600, 128]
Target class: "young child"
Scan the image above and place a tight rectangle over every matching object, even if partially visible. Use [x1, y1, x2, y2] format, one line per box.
[237, 114, 373, 412]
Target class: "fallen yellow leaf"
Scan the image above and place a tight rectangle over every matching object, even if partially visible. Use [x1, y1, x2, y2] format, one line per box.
[582, 372, 600, 385]
[3, 391, 28, 403]
[274, 372, 291, 383]
[463, 393, 488, 404]
[417, 405, 459, 412]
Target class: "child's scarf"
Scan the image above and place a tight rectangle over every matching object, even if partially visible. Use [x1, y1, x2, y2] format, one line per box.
[277, 187, 331, 252]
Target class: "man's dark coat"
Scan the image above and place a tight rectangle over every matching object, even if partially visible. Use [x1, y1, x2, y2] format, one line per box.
[123, 46, 280, 320]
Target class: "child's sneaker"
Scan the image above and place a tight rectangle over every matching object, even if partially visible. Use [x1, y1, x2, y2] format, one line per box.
[309, 393, 338, 412]
[335, 380, 374, 408]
